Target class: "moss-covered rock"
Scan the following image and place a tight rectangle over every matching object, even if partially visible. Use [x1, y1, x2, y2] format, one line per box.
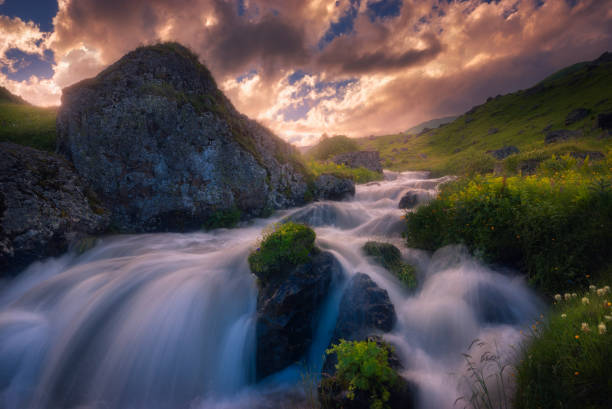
[363, 242, 417, 290]
[248, 222, 316, 283]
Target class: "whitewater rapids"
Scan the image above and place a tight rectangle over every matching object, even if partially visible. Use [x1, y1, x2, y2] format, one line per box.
[0, 171, 542, 409]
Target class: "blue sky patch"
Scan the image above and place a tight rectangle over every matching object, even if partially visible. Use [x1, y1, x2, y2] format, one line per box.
[288, 69, 307, 85]
[318, 0, 361, 49]
[236, 69, 257, 83]
[1, 48, 55, 82]
[366, 0, 402, 21]
[0, 0, 58, 32]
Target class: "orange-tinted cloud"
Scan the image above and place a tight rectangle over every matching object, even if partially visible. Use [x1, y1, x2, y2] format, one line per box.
[1, 0, 612, 145]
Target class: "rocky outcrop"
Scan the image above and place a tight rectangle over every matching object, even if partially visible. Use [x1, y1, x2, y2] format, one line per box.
[569, 151, 605, 161]
[487, 145, 519, 160]
[323, 273, 396, 374]
[332, 151, 383, 173]
[544, 129, 582, 144]
[314, 174, 355, 201]
[598, 113, 612, 130]
[0, 143, 109, 275]
[57, 43, 309, 232]
[398, 192, 419, 209]
[255, 250, 341, 380]
[565, 108, 590, 125]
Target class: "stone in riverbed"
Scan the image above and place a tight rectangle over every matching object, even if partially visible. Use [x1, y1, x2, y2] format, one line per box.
[314, 174, 355, 201]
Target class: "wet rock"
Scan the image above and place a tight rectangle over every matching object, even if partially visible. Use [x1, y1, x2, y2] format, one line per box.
[597, 112, 612, 130]
[565, 108, 590, 125]
[314, 174, 355, 201]
[0, 143, 109, 275]
[544, 129, 583, 144]
[486, 145, 519, 160]
[57, 43, 309, 232]
[398, 192, 419, 209]
[332, 151, 383, 173]
[255, 251, 341, 380]
[323, 273, 397, 374]
[465, 283, 523, 325]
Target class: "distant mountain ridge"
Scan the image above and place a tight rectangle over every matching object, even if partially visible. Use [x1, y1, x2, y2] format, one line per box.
[404, 115, 458, 135]
[0, 86, 29, 105]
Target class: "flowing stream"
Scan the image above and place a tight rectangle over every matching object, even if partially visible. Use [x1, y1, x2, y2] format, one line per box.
[0, 171, 543, 409]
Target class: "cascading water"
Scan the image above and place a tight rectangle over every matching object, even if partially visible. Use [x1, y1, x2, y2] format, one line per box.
[0, 171, 543, 409]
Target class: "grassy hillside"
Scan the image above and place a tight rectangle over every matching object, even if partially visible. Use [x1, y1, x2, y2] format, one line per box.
[358, 52, 612, 176]
[404, 115, 457, 134]
[0, 86, 57, 152]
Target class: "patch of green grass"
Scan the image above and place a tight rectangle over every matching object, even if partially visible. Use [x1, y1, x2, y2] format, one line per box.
[357, 55, 612, 176]
[515, 283, 612, 409]
[308, 134, 359, 161]
[404, 159, 612, 295]
[307, 160, 383, 184]
[324, 339, 397, 409]
[0, 102, 57, 151]
[248, 222, 316, 283]
[362, 241, 417, 290]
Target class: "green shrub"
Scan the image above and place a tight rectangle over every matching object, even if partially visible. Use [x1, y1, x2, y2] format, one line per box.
[404, 169, 612, 295]
[248, 222, 316, 282]
[363, 242, 417, 290]
[326, 339, 397, 409]
[515, 284, 612, 409]
[203, 207, 242, 230]
[308, 160, 383, 184]
[309, 135, 359, 161]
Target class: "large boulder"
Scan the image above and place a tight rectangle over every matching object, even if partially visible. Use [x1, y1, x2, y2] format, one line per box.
[314, 174, 355, 201]
[398, 192, 419, 209]
[565, 108, 590, 125]
[323, 273, 397, 374]
[0, 143, 109, 275]
[255, 250, 341, 380]
[57, 43, 310, 232]
[544, 129, 582, 144]
[332, 151, 383, 173]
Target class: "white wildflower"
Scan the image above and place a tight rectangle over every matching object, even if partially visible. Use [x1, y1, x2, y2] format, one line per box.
[581, 322, 590, 332]
[581, 297, 590, 305]
[589, 285, 597, 293]
[604, 315, 612, 322]
[597, 288, 606, 297]
[564, 293, 571, 301]
[572, 293, 578, 298]
[598, 322, 606, 335]
[554, 294, 562, 302]
[561, 313, 567, 319]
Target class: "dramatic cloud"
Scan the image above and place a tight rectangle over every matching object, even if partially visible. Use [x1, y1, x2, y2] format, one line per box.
[1, 0, 612, 144]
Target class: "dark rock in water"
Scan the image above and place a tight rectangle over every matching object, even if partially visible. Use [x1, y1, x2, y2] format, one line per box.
[565, 108, 590, 125]
[597, 112, 612, 130]
[256, 251, 341, 380]
[57, 43, 309, 232]
[0, 143, 109, 275]
[323, 273, 396, 374]
[314, 174, 355, 201]
[544, 129, 583, 144]
[569, 151, 605, 161]
[465, 283, 522, 325]
[486, 146, 519, 160]
[319, 336, 416, 409]
[398, 192, 419, 209]
[332, 151, 383, 173]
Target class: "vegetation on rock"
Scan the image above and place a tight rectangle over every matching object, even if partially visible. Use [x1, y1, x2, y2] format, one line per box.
[308, 161, 383, 184]
[363, 242, 417, 290]
[324, 339, 397, 409]
[309, 135, 359, 161]
[248, 222, 316, 282]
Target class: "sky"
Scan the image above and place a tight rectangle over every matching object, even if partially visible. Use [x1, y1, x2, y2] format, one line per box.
[1, 0, 611, 145]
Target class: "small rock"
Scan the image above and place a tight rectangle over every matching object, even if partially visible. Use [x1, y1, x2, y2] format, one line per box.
[544, 129, 583, 144]
[486, 146, 519, 160]
[398, 192, 419, 209]
[565, 108, 591, 125]
[314, 174, 355, 201]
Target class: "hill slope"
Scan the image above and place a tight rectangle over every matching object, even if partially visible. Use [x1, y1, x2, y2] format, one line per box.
[0, 86, 57, 151]
[358, 52, 612, 175]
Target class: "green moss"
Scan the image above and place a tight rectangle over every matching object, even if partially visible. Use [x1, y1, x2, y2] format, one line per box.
[363, 242, 417, 290]
[308, 160, 383, 184]
[248, 222, 316, 283]
[202, 207, 242, 230]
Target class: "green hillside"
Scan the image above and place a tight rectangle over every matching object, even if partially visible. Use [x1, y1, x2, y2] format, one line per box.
[404, 115, 457, 134]
[0, 86, 57, 152]
[358, 52, 612, 176]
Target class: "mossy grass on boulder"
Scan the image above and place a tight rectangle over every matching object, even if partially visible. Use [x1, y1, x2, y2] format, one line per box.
[248, 222, 316, 283]
[363, 242, 417, 290]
